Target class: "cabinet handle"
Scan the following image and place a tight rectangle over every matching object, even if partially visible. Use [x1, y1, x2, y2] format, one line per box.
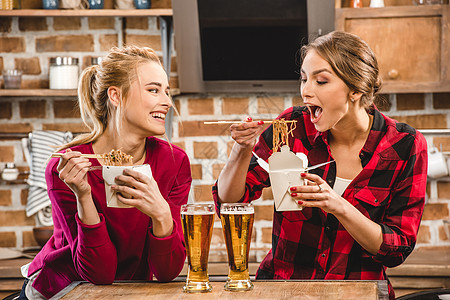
[388, 69, 399, 80]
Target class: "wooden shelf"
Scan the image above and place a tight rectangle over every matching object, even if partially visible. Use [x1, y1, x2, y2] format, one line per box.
[0, 89, 77, 96]
[0, 8, 172, 17]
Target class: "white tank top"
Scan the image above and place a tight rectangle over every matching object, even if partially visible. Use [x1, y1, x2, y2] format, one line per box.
[333, 176, 352, 196]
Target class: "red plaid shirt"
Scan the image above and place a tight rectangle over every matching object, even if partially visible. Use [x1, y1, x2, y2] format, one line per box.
[213, 106, 427, 299]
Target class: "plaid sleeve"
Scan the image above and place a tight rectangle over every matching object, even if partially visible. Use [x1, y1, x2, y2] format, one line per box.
[374, 130, 428, 267]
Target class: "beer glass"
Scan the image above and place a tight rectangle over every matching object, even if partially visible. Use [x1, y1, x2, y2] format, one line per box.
[220, 203, 254, 291]
[181, 204, 214, 293]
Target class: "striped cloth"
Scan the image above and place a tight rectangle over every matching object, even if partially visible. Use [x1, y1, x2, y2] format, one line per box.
[25, 130, 73, 223]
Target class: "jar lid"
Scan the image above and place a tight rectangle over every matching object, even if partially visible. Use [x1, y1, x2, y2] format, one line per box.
[50, 57, 79, 66]
[91, 57, 103, 65]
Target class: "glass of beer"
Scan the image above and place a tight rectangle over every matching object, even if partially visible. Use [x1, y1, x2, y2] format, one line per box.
[220, 203, 254, 291]
[181, 203, 214, 293]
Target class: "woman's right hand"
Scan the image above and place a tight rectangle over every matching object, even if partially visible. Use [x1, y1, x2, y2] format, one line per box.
[229, 117, 265, 149]
[56, 149, 92, 199]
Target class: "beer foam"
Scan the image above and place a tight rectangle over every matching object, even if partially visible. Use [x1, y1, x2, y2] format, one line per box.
[220, 210, 254, 215]
[181, 210, 215, 215]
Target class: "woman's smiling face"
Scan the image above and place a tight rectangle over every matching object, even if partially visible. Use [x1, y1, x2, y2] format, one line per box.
[300, 49, 353, 132]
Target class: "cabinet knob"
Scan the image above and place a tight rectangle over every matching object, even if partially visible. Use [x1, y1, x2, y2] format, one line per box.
[388, 69, 399, 80]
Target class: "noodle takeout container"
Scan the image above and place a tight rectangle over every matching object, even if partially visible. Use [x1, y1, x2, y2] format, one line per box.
[103, 164, 152, 208]
[269, 145, 307, 211]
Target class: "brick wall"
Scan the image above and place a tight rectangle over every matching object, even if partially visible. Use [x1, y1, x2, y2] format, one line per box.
[0, 14, 449, 260]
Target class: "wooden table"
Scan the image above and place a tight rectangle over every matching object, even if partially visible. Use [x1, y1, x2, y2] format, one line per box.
[61, 280, 388, 300]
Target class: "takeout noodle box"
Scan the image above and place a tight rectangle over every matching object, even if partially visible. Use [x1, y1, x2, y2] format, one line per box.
[269, 145, 307, 212]
[103, 164, 152, 208]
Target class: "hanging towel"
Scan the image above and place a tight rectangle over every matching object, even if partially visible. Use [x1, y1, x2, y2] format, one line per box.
[24, 130, 73, 219]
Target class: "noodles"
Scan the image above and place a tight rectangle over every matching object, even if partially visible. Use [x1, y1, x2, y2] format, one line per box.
[101, 149, 133, 166]
[272, 119, 297, 153]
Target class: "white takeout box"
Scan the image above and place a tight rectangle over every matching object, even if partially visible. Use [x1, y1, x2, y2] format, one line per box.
[103, 164, 152, 208]
[269, 145, 307, 212]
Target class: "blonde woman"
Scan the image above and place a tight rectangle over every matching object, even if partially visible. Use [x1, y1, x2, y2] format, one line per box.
[20, 46, 191, 299]
[214, 31, 427, 300]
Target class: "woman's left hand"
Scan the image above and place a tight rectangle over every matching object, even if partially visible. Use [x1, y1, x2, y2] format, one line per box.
[290, 172, 347, 215]
[111, 169, 173, 236]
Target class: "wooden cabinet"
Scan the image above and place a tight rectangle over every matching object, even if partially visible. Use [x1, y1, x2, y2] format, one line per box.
[336, 5, 450, 93]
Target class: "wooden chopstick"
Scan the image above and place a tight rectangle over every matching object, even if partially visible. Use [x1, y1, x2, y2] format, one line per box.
[51, 153, 104, 159]
[203, 120, 297, 125]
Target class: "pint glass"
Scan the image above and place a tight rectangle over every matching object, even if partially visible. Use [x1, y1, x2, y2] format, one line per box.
[181, 204, 214, 293]
[220, 203, 254, 291]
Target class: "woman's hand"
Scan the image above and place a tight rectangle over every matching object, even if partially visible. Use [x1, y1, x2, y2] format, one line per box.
[289, 172, 347, 216]
[229, 117, 265, 149]
[112, 169, 173, 237]
[57, 149, 92, 199]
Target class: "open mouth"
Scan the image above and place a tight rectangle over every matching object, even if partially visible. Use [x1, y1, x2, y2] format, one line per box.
[151, 112, 166, 120]
[308, 105, 323, 122]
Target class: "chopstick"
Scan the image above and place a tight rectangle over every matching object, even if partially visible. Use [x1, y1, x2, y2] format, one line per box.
[51, 153, 104, 159]
[203, 120, 297, 125]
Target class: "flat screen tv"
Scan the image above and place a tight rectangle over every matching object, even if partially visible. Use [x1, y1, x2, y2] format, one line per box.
[172, 0, 335, 93]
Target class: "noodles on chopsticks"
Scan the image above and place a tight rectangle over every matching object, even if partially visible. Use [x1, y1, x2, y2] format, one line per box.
[101, 149, 133, 166]
[272, 119, 297, 153]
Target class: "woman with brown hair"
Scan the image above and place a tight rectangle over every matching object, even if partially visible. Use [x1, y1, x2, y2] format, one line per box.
[214, 31, 427, 299]
[19, 45, 192, 299]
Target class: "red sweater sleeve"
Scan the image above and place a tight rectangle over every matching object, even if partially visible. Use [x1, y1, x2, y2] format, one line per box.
[47, 157, 118, 284]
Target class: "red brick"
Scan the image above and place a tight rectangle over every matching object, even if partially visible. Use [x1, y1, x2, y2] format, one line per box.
[0, 190, 12, 206]
[222, 97, 249, 115]
[20, 100, 46, 118]
[397, 93, 425, 110]
[0, 232, 16, 247]
[151, 0, 171, 8]
[0, 146, 14, 162]
[187, 98, 214, 115]
[193, 141, 218, 159]
[43, 123, 90, 133]
[422, 203, 450, 220]
[192, 184, 214, 202]
[22, 79, 48, 89]
[171, 141, 185, 150]
[54, 100, 81, 118]
[36, 35, 94, 52]
[0, 211, 35, 226]
[191, 164, 202, 180]
[417, 224, 430, 244]
[88, 17, 115, 30]
[257, 96, 285, 114]
[0, 123, 33, 133]
[390, 114, 447, 130]
[23, 231, 39, 247]
[0, 17, 12, 32]
[438, 223, 449, 241]
[0, 37, 25, 52]
[433, 92, 450, 109]
[124, 35, 161, 51]
[179, 121, 230, 137]
[53, 17, 81, 30]
[15, 57, 41, 75]
[99, 34, 118, 51]
[254, 205, 273, 221]
[169, 76, 179, 89]
[437, 181, 450, 199]
[0, 102, 12, 119]
[21, 189, 28, 206]
[262, 227, 272, 244]
[212, 163, 224, 180]
[125, 17, 148, 29]
[0, 57, 3, 71]
[18, 17, 47, 31]
[262, 187, 273, 200]
[433, 138, 450, 152]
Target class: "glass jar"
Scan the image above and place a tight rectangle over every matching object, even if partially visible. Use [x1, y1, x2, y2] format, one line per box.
[49, 57, 79, 89]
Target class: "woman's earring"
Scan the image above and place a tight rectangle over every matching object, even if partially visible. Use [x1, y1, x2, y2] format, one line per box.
[351, 98, 355, 103]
